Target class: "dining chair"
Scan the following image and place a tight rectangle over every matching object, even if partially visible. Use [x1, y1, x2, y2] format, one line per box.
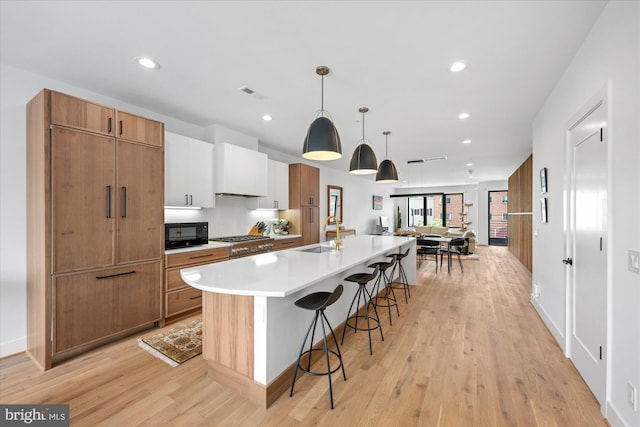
[440, 237, 466, 272]
[416, 239, 440, 272]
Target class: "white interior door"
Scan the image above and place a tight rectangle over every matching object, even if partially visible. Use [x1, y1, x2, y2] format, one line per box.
[568, 100, 607, 409]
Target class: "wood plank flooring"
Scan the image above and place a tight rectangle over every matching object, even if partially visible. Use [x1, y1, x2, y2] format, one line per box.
[1, 246, 608, 426]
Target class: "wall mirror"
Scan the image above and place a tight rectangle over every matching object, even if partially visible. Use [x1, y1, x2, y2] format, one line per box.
[327, 185, 343, 224]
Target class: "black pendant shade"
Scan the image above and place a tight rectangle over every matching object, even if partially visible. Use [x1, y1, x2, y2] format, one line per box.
[349, 143, 378, 174]
[349, 107, 377, 174]
[376, 130, 399, 183]
[376, 159, 399, 183]
[302, 66, 342, 161]
[302, 116, 342, 161]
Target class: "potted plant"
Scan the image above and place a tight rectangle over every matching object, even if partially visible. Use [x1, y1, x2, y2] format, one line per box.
[396, 205, 402, 231]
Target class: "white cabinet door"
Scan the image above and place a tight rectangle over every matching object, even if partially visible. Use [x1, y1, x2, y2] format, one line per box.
[164, 132, 190, 206]
[272, 160, 289, 210]
[188, 138, 215, 208]
[165, 132, 215, 208]
[246, 159, 289, 210]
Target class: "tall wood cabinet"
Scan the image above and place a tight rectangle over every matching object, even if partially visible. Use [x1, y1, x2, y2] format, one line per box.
[288, 163, 320, 246]
[27, 89, 164, 370]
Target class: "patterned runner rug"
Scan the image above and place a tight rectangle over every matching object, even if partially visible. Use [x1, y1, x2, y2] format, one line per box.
[137, 319, 202, 367]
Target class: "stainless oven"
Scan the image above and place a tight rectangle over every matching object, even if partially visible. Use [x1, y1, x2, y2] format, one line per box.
[165, 222, 208, 249]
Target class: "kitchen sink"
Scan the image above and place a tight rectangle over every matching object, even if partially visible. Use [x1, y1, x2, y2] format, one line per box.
[299, 245, 336, 254]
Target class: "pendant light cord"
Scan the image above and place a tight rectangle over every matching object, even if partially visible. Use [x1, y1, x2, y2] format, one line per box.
[321, 74, 324, 113]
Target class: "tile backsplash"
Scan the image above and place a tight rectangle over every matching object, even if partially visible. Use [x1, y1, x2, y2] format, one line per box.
[164, 196, 278, 238]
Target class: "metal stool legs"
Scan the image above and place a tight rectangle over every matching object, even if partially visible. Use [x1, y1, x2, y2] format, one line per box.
[290, 285, 345, 409]
[388, 251, 411, 303]
[371, 263, 400, 325]
[341, 267, 384, 355]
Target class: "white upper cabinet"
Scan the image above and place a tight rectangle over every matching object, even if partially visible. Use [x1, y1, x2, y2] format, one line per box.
[214, 142, 267, 197]
[164, 131, 215, 208]
[247, 159, 289, 210]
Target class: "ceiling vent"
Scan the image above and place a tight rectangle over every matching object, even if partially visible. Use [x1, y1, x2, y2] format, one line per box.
[238, 86, 267, 100]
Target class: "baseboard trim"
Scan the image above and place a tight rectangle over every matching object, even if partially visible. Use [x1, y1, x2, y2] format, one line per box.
[530, 295, 566, 353]
[0, 336, 26, 359]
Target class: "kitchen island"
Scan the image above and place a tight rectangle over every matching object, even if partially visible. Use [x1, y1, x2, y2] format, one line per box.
[181, 235, 416, 408]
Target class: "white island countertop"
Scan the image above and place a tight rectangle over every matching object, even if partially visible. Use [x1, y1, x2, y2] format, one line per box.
[181, 235, 415, 298]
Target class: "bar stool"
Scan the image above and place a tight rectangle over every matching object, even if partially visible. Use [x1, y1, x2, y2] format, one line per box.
[386, 247, 411, 303]
[290, 284, 346, 409]
[368, 259, 400, 325]
[340, 265, 384, 355]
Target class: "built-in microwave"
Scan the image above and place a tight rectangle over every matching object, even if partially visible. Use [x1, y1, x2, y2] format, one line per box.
[165, 222, 208, 249]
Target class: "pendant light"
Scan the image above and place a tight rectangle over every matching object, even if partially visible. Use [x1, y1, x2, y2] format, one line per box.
[349, 107, 378, 174]
[376, 131, 399, 183]
[302, 66, 342, 161]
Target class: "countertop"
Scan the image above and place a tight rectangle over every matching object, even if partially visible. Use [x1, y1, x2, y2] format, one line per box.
[181, 235, 414, 298]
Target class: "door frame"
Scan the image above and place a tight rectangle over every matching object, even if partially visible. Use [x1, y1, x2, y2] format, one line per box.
[563, 83, 611, 415]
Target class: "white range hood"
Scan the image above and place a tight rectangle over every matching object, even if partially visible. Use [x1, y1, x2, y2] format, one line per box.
[214, 142, 268, 197]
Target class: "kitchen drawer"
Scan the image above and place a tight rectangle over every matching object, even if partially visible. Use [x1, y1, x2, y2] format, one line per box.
[166, 267, 190, 291]
[165, 247, 229, 268]
[273, 237, 302, 251]
[166, 287, 202, 318]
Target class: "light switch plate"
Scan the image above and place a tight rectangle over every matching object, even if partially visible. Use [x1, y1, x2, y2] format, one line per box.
[629, 249, 640, 274]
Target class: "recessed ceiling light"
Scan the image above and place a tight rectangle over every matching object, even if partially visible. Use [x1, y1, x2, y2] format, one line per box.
[262, 115, 272, 121]
[135, 57, 160, 69]
[466, 162, 473, 167]
[450, 61, 467, 72]
[463, 139, 472, 144]
[458, 112, 470, 119]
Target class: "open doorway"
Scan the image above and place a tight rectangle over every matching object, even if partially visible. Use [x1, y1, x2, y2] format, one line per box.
[488, 190, 508, 246]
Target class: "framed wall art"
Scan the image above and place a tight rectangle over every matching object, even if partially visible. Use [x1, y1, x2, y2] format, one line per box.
[372, 195, 383, 210]
[540, 167, 548, 194]
[540, 197, 548, 223]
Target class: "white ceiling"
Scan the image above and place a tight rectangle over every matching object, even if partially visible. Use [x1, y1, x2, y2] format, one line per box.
[0, 0, 606, 188]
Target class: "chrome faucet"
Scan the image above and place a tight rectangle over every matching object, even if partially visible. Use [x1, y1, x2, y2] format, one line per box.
[323, 216, 341, 250]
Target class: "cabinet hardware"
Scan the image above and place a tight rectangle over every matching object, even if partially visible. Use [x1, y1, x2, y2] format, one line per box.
[189, 295, 203, 300]
[96, 270, 136, 280]
[562, 257, 573, 266]
[189, 253, 214, 259]
[106, 185, 112, 218]
[121, 186, 127, 218]
[189, 194, 193, 205]
[119, 120, 123, 136]
[108, 118, 112, 134]
[185, 194, 189, 205]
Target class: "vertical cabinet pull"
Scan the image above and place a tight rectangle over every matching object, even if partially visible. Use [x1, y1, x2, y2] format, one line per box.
[189, 194, 193, 206]
[185, 194, 189, 205]
[121, 186, 127, 218]
[107, 118, 112, 134]
[119, 120, 123, 136]
[106, 185, 112, 218]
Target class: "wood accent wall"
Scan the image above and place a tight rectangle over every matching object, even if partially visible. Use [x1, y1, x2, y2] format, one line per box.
[507, 154, 533, 271]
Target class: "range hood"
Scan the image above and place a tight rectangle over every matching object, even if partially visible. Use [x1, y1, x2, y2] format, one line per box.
[214, 142, 268, 197]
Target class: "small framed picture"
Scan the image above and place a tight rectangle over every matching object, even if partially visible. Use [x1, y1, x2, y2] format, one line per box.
[372, 195, 383, 210]
[540, 167, 548, 194]
[540, 197, 548, 223]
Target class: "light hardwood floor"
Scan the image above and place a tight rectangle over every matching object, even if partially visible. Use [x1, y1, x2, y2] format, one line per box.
[1, 246, 608, 426]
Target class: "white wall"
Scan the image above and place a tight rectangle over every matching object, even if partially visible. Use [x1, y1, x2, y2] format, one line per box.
[531, 2, 639, 426]
[0, 64, 394, 357]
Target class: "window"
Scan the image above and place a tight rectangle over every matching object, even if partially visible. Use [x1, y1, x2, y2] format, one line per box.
[502, 195, 508, 203]
[446, 197, 451, 204]
[440, 213, 451, 220]
[489, 196, 493, 203]
[489, 213, 492, 220]
[502, 213, 508, 221]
